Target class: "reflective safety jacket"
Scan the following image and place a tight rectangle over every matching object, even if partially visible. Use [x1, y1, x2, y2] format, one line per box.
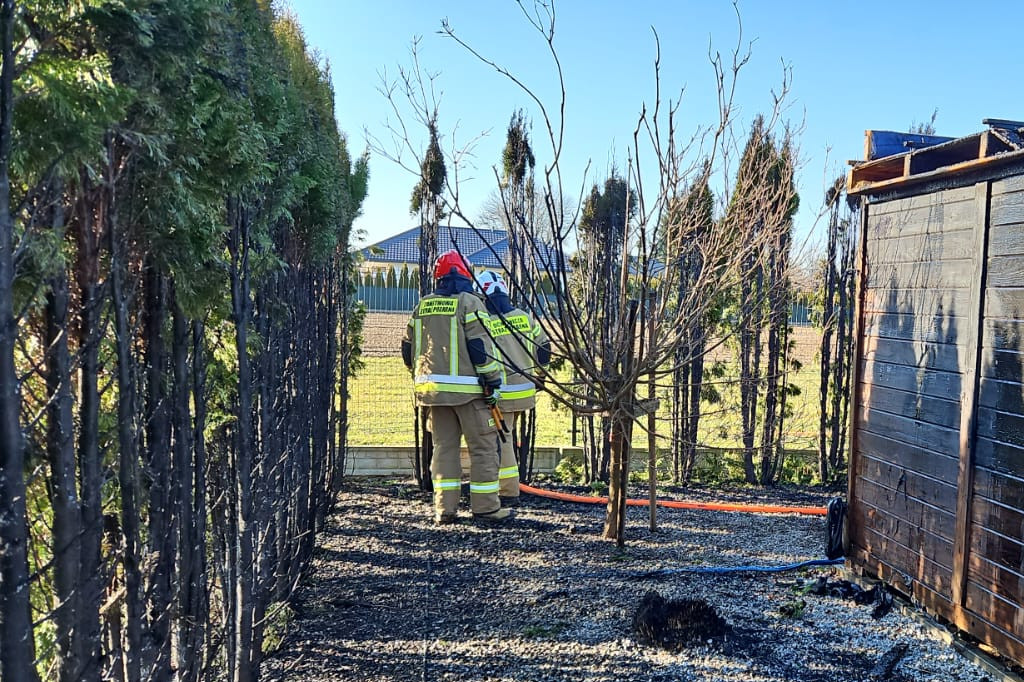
[402, 290, 502, 406]
[486, 307, 550, 412]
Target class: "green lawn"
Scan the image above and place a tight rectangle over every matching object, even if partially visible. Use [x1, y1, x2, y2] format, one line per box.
[347, 355, 823, 455]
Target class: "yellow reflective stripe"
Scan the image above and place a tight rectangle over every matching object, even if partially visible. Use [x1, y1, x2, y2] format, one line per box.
[449, 315, 458, 376]
[498, 466, 519, 479]
[465, 311, 481, 323]
[414, 319, 422, 358]
[414, 383, 483, 395]
[500, 382, 535, 400]
[435, 478, 461, 490]
[415, 374, 479, 385]
[470, 481, 499, 493]
[502, 388, 536, 400]
[475, 359, 500, 373]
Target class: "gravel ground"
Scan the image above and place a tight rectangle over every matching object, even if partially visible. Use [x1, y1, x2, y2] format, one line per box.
[261, 478, 996, 682]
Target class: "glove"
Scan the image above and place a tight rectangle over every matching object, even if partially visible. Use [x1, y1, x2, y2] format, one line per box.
[482, 384, 501, 406]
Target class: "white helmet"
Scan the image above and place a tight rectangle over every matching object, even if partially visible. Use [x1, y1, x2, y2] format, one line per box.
[475, 270, 508, 296]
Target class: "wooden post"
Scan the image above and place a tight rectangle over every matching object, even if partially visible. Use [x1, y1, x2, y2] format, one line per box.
[647, 293, 657, 533]
[950, 181, 991, 608]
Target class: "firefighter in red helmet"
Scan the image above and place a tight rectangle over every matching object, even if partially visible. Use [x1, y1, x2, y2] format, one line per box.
[475, 271, 551, 506]
[402, 250, 512, 525]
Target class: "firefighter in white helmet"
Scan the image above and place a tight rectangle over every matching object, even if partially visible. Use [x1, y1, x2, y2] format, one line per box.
[475, 271, 551, 506]
[402, 250, 512, 525]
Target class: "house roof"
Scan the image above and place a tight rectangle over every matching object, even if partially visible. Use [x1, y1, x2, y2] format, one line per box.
[362, 225, 569, 272]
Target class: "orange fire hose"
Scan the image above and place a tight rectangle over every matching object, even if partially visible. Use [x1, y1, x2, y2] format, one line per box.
[518, 483, 827, 516]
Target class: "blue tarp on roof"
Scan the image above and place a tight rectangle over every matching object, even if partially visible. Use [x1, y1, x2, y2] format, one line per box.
[362, 225, 567, 272]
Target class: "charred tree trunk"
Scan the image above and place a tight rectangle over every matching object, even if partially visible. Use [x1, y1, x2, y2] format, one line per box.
[251, 274, 276, 663]
[45, 261, 84, 682]
[760, 233, 788, 486]
[188, 320, 209, 682]
[323, 260, 339, 511]
[514, 409, 536, 484]
[774, 319, 792, 480]
[228, 198, 256, 682]
[414, 202, 439, 492]
[42, 187, 83, 682]
[819, 199, 857, 483]
[337, 257, 355, 488]
[73, 172, 105, 682]
[833, 245, 854, 473]
[170, 295, 196, 679]
[739, 264, 758, 484]
[110, 211, 143, 682]
[143, 263, 174, 680]
[818, 204, 838, 482]
[683, 324, 706, 482]
[211, 423, 236, 681]
[0, 0, 36, 673]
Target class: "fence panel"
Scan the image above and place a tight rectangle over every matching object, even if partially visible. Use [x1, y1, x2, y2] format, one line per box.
[355, 282, 815, 327]
[350, 313, 416, 446]
[355, 284, 419, 312]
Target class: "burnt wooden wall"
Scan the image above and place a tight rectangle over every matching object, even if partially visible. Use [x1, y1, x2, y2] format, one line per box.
[850, 177, 1024, 665]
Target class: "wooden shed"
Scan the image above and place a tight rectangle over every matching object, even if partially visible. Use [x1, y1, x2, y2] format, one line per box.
[847, 121, 1024, 667]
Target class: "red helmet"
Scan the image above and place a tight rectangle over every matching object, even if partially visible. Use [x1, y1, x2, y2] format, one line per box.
[434, 249, 472, 279]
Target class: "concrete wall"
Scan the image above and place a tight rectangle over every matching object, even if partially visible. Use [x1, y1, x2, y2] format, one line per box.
[345, 445, 819, 479]
[345, 445, 582, 477]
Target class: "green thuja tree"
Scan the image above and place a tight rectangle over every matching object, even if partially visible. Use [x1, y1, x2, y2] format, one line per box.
[0, 2, 367, 680]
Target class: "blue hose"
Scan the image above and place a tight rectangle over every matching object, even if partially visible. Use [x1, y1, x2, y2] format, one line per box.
[628, 557, 844, 580]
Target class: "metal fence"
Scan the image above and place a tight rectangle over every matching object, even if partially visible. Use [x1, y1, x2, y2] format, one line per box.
[356, 284, 562, 317]
[355, 285, 419, 312]
[790, 301, 812, 327]
[349, 313, 416, 446]
[356, 284, 815, 327]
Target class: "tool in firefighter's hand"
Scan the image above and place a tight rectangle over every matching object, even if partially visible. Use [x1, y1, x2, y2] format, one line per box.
[481, 382, 508, 440]
[490, 404, 508, 443]
[482, 383, 501, 406]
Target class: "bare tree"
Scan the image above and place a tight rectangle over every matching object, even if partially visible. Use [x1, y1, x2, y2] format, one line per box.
[432, 1, 799, 544]
[371, 38, 478, 491]
[476, 185, 572, 242]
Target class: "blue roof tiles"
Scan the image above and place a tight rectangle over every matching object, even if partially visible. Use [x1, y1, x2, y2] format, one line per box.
[362, 225, 568, 272]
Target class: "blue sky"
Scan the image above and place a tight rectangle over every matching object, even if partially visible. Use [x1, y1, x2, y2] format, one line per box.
[287, 1, 1023, 254]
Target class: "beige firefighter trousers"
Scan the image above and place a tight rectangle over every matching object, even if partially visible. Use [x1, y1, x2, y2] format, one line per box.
[428, 401, 501, 515]
[498, 409, 521, 498]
